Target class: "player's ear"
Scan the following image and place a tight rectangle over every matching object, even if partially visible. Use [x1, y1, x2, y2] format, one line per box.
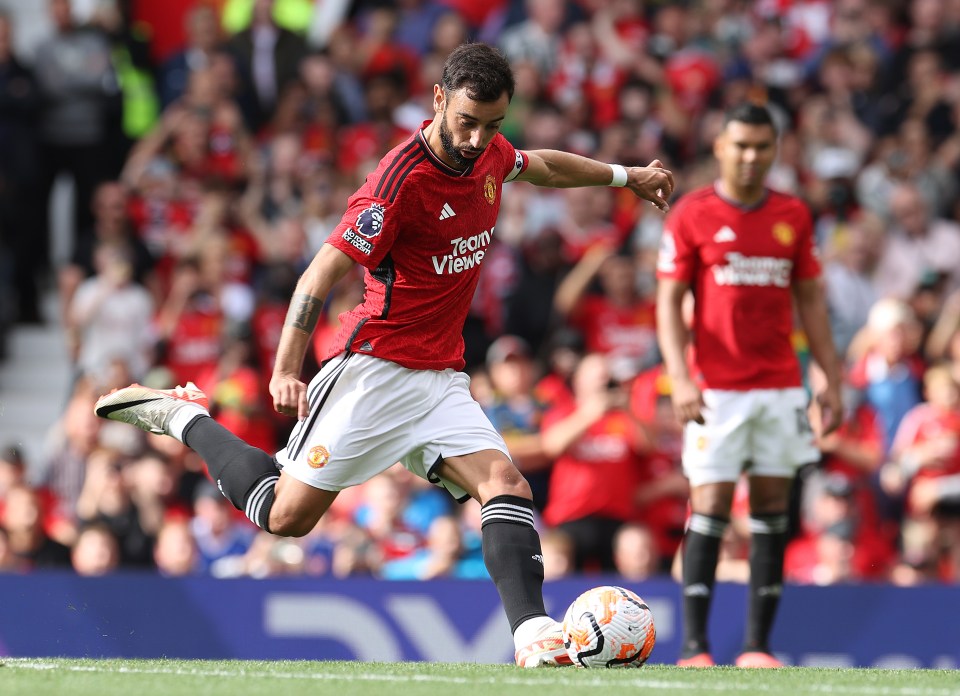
[433, 85, 445, 114]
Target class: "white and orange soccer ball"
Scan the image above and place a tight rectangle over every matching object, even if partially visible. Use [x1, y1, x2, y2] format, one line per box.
[561, 585, 656, 668]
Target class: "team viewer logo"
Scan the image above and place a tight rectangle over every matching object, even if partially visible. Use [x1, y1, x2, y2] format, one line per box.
[484, 175, 496, 205]
[356, 203, 385, 239]
[307, 445, 330, 469]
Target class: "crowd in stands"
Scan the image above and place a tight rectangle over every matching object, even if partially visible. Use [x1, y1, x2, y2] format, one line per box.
[2, 0, 960, 586]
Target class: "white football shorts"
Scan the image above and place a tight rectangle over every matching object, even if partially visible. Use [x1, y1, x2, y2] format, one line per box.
[275, 352, 510, 500]
[681, 387, 819, 486]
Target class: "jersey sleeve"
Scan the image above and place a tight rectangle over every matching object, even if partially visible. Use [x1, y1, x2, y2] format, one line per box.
[792, 203, 821, 281]
[494, 134, 528, 182]
[325, 189, 399, 270]
[656, 201, 695, 282]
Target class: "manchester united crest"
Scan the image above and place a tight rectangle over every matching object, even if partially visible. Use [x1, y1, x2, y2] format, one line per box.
[307, 445, 330, 469]
[772, 221, 795, 246]
[483, 175, 496, 205]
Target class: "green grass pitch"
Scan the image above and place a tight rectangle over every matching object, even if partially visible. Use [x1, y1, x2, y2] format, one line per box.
[1, 659, 958, 696]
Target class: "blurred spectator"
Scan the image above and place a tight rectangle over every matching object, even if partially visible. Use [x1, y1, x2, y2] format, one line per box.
[58, 181, 157, 327]
[41, 376, 103, 519]
[612, 523, 660, 582]
[154, 518, 200, 576]
[786, 473, 861, 585]
[822, 215, 882, 357]
[159, 4, 223, 110]
[500, 227, 567, 355]
[197, 328, 276, 453]
[628, 367, 690, 565]
[874, 182, 960, 301]
[34, 0, 121, 263]
[154, 256, 225, 389]
[89, 0, 159, 158]
[482, 335, 551, 511]
[190, 479, 255, 574]
[534, 328, 584, 411]
[554, 244, 658, 380]
[227, 0, 308, 132]
[1, 484, 72, 570]
[126, 450, 182, 540]
[540, 352, 644, 572]
[848, 298, 926, 454]
[498, 0, 567, 78]
[66, 241, 155, 383]
[883, 363, 960, 580]
[0, 10, 41, 325]
[75, 447, 154, 567]
[351, 472, 428, 575]
[71, 521, 121, 576]
[380, 513, 488, 580]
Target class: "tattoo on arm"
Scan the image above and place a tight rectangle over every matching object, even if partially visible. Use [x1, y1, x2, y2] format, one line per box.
[284, 293, 322, 333]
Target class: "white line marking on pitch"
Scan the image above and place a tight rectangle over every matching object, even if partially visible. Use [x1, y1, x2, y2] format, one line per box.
[2, 660, 956, 696]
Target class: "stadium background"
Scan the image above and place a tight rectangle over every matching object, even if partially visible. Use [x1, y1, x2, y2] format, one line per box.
[0, 0, 959, 667]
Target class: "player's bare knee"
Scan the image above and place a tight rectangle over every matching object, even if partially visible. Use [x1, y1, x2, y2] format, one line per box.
[478, 461, 532, 503]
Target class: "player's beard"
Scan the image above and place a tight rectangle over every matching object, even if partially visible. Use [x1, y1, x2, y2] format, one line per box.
[439, 109, 479, 169]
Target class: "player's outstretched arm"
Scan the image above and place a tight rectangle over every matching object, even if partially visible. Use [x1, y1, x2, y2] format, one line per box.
[517, 150, 675, 212]
[270, 243, 355, 419]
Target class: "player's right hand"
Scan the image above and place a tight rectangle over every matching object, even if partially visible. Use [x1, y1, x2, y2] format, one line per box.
[269, 372, 309, 420]
[669, 376, 705, 425]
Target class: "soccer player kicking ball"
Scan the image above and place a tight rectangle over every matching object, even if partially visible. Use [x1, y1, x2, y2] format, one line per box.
[95, 43, 674, 667]
[655, 103, 842, 668]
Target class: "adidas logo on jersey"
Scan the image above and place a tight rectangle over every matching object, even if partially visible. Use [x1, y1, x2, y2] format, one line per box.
[438, 202, 457, 220]
[713, 225, 737, 244]
[713, 226, 737, 243]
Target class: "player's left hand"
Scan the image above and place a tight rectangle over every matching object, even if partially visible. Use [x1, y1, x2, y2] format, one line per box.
[626, 159, 675, 213]
[816, 384, 843, 436]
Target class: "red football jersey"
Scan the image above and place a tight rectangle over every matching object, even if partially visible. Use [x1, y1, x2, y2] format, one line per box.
[325, 121, 527, 371]
[657, 184, 821, 390]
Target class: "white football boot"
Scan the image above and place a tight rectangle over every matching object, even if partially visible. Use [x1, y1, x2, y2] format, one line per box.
[514, 619, 574, 668]
[94, 382, 209, 439]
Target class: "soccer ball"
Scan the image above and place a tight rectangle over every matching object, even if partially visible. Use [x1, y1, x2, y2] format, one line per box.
[561, 585, 656, 668]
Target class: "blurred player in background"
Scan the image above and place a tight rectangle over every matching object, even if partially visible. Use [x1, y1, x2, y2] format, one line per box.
[656, 103, 842, 668]
[95, 42, 674, 667]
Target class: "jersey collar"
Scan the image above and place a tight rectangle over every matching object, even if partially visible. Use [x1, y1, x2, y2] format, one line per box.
[713, 181, 769, 211]
[417, 121, 476, 177]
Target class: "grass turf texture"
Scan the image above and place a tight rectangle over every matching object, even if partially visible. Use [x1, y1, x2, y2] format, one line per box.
[1, 659, 957, 696]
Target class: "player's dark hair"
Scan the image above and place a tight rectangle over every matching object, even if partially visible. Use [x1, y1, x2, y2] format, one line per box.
[723, 102, 777, 131]
[441, 43, 515, 102]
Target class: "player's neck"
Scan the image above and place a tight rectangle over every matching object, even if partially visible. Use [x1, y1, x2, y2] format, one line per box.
[716, 179, 765, 207]
[422, 119, 467, 172]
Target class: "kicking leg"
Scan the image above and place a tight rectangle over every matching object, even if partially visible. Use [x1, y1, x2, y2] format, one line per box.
[437, 450, 570, 667]
[95, 382, 335, 536]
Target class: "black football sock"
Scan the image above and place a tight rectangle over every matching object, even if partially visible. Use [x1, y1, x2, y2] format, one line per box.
[480, 495, 547, 633]
[744, 513, 789, 654]
[182, 416, 279, 532]
[681, 513, 728, 658]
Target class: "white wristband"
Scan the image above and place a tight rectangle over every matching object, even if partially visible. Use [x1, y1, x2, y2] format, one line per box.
[609, 164, 628, 187]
